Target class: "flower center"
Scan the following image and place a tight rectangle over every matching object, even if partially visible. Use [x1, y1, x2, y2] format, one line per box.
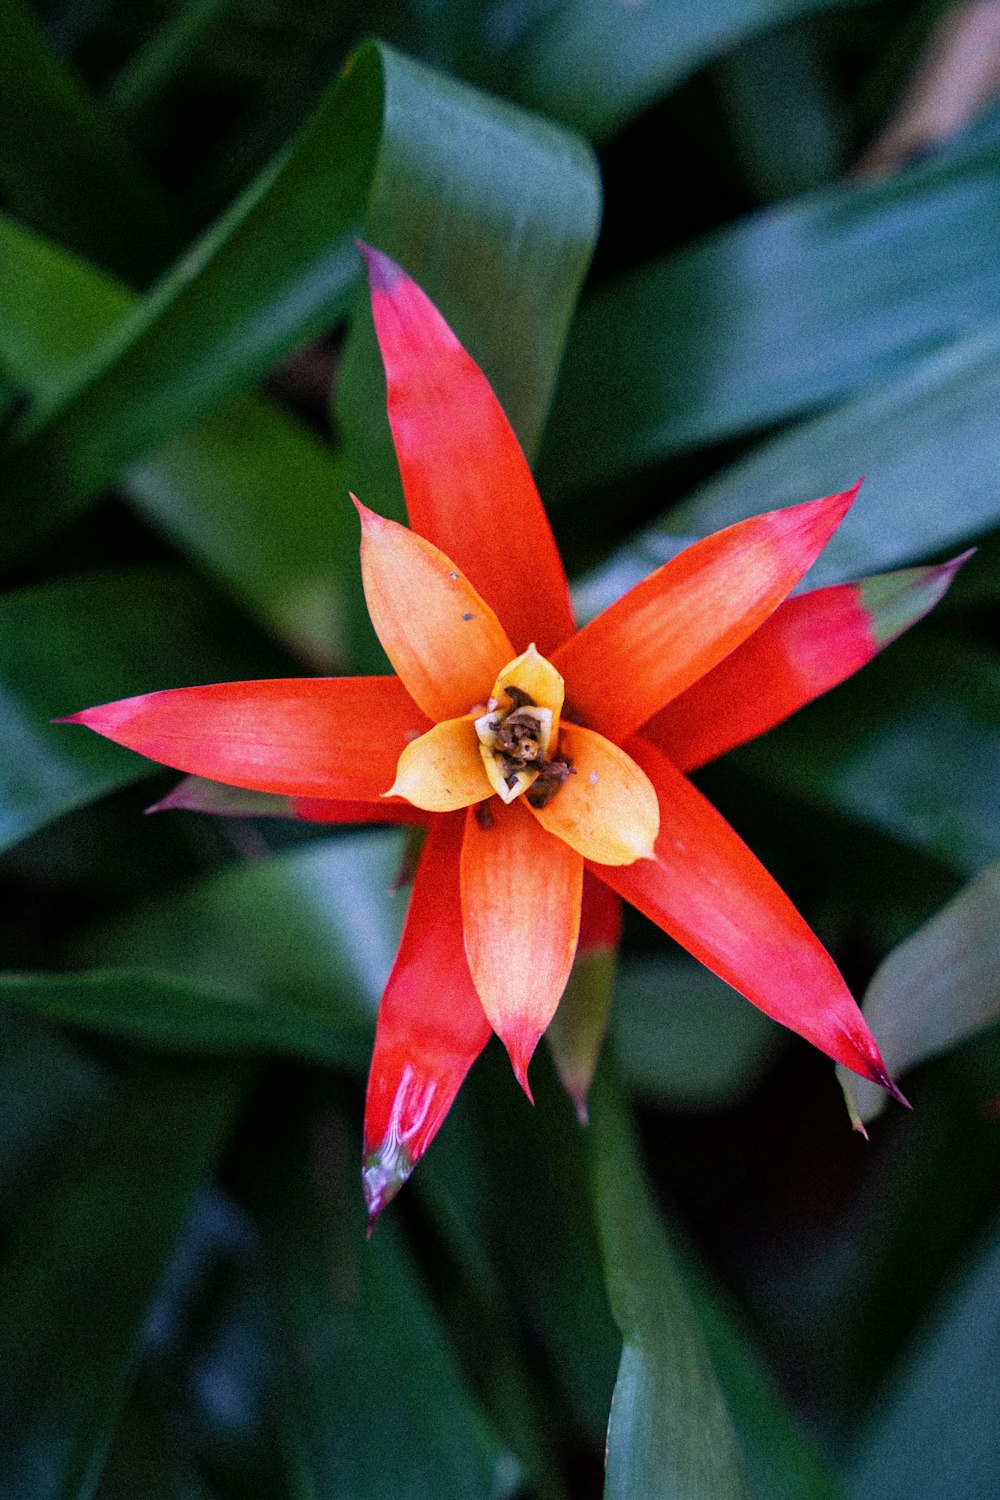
[474, 682, 573, 808]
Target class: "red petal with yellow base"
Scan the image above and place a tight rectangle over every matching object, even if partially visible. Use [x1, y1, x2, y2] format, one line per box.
[595, 735, 903, 1093]
[554, 486, 858, 743]
[363, 812, 492, 1227]
[362, 245, 575, 653]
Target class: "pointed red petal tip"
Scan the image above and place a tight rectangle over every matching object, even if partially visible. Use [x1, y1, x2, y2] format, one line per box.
[869, 1062, 911, 1111]
[52, 711, 86, 725]
[358, 241, 404, 293]
[500, 1022, 542, 1104]
[361, 1134, 415, 1234]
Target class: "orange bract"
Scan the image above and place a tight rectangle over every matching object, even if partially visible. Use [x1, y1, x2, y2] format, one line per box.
[66, 246, 955, 1225]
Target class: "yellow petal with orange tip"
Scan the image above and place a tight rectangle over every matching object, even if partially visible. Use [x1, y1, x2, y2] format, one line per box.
[530, 721, 659, 865]
[490, 644, 564, 735]
[386, 715, 493, 812]
[355, 497, 513, 722]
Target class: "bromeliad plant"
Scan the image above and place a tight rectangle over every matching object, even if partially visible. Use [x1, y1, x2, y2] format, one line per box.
[65, 246, 962, 1223]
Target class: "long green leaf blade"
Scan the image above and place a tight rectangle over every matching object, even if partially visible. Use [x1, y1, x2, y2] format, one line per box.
[541, 115, 1000, 498]
[0, 1056, 245, 1500]
[590, 1066, 750, 1498]
[0, 0, 180, 282]
[839, 857, 1000, 1126]
[0, 567, 287, 854]
[508, 0, 873, 139]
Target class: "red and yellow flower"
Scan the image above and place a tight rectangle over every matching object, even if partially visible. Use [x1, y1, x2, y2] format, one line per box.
[66, 247, 963, 1221]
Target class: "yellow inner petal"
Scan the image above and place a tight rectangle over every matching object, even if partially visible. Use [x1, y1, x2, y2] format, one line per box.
[529, 722, 659, 865]
[386, 715, 492, 812]
[489, 644, 564, 738]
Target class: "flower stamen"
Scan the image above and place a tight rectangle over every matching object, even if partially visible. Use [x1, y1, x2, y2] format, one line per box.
[475, 682, 573, 806]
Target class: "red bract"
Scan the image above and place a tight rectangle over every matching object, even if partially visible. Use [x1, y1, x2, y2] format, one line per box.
[66, 246, 965, 1224]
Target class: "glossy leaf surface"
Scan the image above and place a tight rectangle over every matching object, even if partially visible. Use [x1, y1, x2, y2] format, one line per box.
[839, 858, 1000, 1126]
[0, 212, 355, 665]
[0, 568, 287, 854]
[257, 1087, 519, 1500]
[542, 115, 1000, 496]
[591, 1067, 750, 1499]
[0, 1056, 244, 1500]
[626, 325, 1000, 590]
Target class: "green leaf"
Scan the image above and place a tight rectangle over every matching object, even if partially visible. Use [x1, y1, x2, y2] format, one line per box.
[848, 1215, 1000, 1500]
[838, 857, 1000, 1127]
[1, 40, 598, 583]
[506, 0, 873, 139]
[0, 212, 354, 665]
[73, 830, 406, 1024]
[334, 42, 599, 661]
[590, 1065, 751, 1499]
[255, 1084, 519, 1499]
[612, 957, 780, 1110]
[0, 0, 180, 283]
[655, 327, 1000, 586]
[0, 969, 370, 1069]
[107, 0, 238, 119]
[540, 114, 1000, 497]
[686, 1266, 847, 1500]
[714, 19, 846, 201]
[0, 1055, 245, 1500]
[727, 631, 1000, 876]
[94, 1392, 216, 1500]
[0, 567, 288, 854]
[0, 1012, 106, 1209]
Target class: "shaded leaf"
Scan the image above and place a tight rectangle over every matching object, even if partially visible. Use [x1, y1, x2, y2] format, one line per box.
[74, 830, 406, 1024]
[0, 1056, 245, 1500]
[507, 0, 872, 140]
[849, 1216, 1000, 1500]
[839, 857, 1000, 1126]
[0, 0, 180, 283]
[0, 568, 287, 854]
[335, 42, 599, 661]
[0, 969, 370, 1069]
[656, 328, 1000, 587]
[256, 1084, 519, 1499]
[0, 212, 354, 665]
[680, 1254, 847, 1500]
[728, 631, 1000, 876]
[541, 113, 1000, 498]
[590, 1065, 750, 1498]
[1, 40, 597, 584]
[612, 956, 780, 1110]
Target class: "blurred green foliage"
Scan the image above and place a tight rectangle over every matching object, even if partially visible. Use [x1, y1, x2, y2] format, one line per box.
[2, 1, 1000, 1496]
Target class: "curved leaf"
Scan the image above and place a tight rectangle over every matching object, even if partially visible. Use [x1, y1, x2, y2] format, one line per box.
[590, 1066, 750, 1499]
[0, 212, 355, 665]
[839, 857, 1000, 1127]
[256, 1087, 519, 1500]
[507, 0, 873, 140]
[849, 1216, 1000, 1500]
[1, 40, 598, 582]
[0, 970, 370, 1068]
[583, 321, 1000, 617]
[72, 831, 406, 1025]
[0, 0, 180, 283]
[541, 113, 1000, 497]
[0, 1056, 245, 1500]
[0, 568, 288, 855]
